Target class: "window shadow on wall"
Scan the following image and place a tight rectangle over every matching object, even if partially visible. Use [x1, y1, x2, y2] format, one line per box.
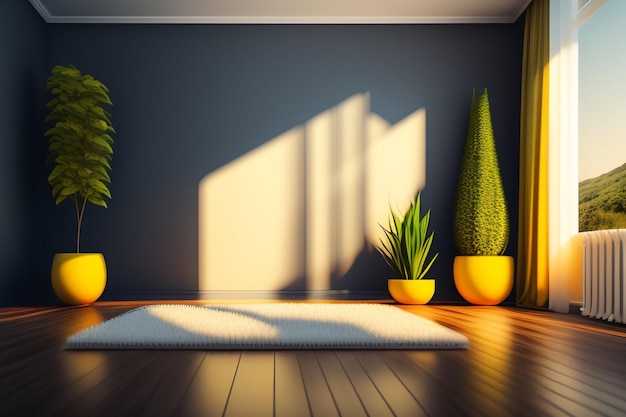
[199, 93, 426, 293]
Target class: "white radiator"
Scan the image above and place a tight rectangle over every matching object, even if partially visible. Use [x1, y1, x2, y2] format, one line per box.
[581, 229, 626, 323]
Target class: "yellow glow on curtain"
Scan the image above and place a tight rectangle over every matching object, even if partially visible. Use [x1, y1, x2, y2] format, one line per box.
[517, 0, 550, 308]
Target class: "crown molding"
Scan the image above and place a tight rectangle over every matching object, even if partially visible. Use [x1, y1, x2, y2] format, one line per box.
[512, 0, 533, 23]
[29, 0, 52, 22]
[29, 0, 531, 25]
[33, 16, 522, 25]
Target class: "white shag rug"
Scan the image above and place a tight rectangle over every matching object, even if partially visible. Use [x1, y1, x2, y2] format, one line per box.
[65, 303, 469, 350]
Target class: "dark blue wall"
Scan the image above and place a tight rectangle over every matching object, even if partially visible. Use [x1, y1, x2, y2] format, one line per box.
[3, 8, 524, 304]
[0, 0, 50, 305]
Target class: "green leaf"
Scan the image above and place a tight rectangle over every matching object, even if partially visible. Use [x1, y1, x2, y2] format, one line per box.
[88, 178, 112, 198]
[91, 136, 114, 154]
[47, 165, 66, 184]
[59, 184, 80, 196]
[55, 194, 70, 205]
[87, 194, 108, 208]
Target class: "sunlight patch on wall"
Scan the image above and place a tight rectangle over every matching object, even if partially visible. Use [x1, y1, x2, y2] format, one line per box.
[306, 95, 369, 290]
[366, 109, 426, 247]
[199, 128, 306, 291]
[199, 93, 425, 291]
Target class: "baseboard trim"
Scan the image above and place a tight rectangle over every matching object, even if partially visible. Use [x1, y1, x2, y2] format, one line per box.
[569, 301, 583, 314]
[99, 289, 476, 305]
[101, 290, 393, 301]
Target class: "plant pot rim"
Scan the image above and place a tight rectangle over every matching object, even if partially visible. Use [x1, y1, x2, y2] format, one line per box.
[388, 278, 435, 281]
[54, 252, 104, 255]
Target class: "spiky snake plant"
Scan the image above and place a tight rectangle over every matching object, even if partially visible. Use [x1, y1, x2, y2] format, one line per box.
[378, 192, 439, 280]
[45, 65, 115, 253]
[453, 89, 509, 256]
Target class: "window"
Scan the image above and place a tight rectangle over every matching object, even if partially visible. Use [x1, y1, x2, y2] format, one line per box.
[578, 0, 626, 231]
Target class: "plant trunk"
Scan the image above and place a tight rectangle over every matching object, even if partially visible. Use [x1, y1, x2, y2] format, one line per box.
[74, 195, 88, 253]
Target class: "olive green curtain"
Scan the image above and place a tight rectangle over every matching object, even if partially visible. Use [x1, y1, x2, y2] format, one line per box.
[517, 0, 550, 308]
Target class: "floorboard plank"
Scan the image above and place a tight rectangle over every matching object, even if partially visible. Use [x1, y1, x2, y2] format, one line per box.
[355, 350, 428, 417]
[315, 351, 368, 417]
[334, 351, 396, 417]
[53, 350, 168, 417]
[274, 351, 312, 417]
[138, 351, 206, 417]
[380, 350, 481, 417]
[224, 351, 275, 417]
[177, 351, 241, 417]
[297, 351, 341, 417]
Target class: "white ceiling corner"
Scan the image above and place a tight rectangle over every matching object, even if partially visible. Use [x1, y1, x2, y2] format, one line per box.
[29, 0, 532, 24]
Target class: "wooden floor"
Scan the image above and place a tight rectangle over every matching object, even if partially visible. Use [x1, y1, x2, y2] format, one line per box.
[1, 301, 626, 417]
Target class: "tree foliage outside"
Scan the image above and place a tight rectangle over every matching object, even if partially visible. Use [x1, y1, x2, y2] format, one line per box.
[579, 162, 626, 231]
[45, 64, 115, 253]
[453, 89, 509, 256]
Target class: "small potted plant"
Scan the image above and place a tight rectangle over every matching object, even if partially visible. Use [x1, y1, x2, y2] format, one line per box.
[45, 64, 115, 305]
[378, 191, 439, 304]
[452, 89, 513, 305]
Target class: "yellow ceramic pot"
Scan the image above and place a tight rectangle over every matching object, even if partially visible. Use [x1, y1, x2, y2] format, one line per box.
[388, 279, 435, 304]
[51, 253, 107, 305]
[453, 255, 514, 305]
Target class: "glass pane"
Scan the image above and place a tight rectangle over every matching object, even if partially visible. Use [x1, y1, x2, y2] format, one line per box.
[578, 0, 626, 231]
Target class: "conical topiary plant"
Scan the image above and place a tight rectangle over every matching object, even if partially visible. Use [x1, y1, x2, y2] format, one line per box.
[45, 64, 115, 253]
[453, 89, 509, 256]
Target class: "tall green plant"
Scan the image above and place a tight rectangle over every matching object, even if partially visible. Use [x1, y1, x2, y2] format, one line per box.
[45, 65, 115, 253]
[378, 192, 439, 280]
[453, 89, 509, 256]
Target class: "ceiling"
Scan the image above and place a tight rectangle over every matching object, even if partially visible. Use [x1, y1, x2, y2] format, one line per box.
[29, 0, 532, 24]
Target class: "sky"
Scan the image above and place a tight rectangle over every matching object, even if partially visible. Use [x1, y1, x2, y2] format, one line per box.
[578, 0, 626, 182]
